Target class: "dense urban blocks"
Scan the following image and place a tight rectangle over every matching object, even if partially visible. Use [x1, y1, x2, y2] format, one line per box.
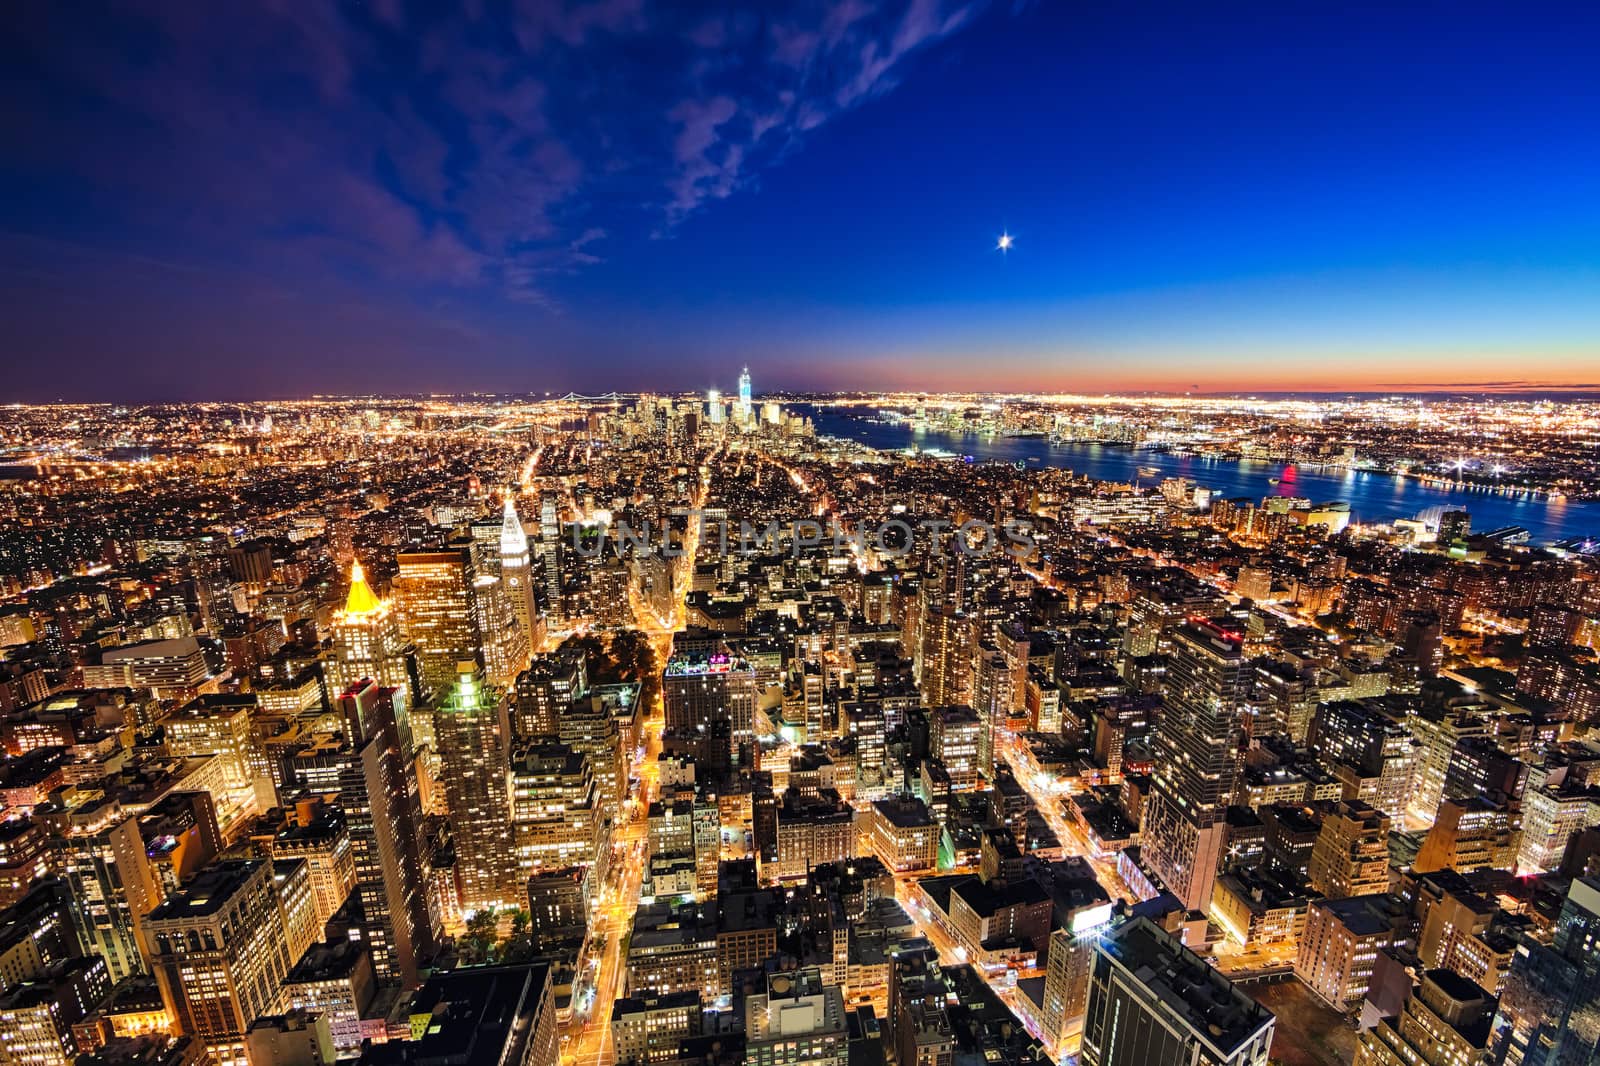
[0, 384, 1595, 1066]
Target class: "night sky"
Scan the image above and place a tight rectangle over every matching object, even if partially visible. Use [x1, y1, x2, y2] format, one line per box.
[4, 1, 1600, 401]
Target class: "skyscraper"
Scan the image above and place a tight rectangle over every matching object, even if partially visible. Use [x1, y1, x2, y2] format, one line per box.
[474, 567, 529, 686]
[394, 545, 483, 697]
[284, 682, 434, 987]
[1139, 619, 1250, 913]
[1489, 876, 1600, 1066]
[436, 662, 517, 910]
[1081, 917, 1275, 1066]
[509, 740, 602, 878]
[738, 366, 752, 425]
[328, 559, 412, 703]
[707, 388, 723, 424]
[974, 646, 1012, 779]
[500, 495, 539, 650]
[919, 602, 975, 707]
[538, 495, 563, 625]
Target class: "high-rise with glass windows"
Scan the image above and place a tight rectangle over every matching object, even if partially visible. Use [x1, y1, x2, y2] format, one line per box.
[1082, 917, 1274, 1066]
[281, 682, 433, 987]
[436, 663, 516, 910]
[1139, 619, 1250, 913]
[1490, 876, 1600, 1066]
[538, 496, 563, 624]
[394, 545, 482, 697]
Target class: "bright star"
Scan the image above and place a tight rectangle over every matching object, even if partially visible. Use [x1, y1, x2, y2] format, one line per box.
[996, 232, 1014, 253]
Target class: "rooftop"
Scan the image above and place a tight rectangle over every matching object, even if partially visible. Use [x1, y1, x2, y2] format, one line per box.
[1099, 917, 1274, 1057]
[144, 859, 263, 923]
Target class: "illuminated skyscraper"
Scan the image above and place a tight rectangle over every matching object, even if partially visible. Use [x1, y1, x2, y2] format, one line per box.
[283, 682, 433, 987]
[474, 569, 529, 686]
[328, 559, 411, 703]
[707, 388, 723, 424]
[1490, 876, 1600, 1066]
[500, 495, 539, 647]
[738, 366, 752, 424]
[436, 663, 517, 910]
[919, 602, 975, 707]
[663, 652, 758, 772]
[394, 544, 483, 697]
[55, 804, 152, 983]
[538, 495, 563, 625]
[974, 646, 1013, 779]
[509, 740, 601, 877]
[1139, 619, 1250, 913]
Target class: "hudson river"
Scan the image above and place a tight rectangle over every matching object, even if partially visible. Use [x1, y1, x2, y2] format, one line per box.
[801, 406, 1599, 546]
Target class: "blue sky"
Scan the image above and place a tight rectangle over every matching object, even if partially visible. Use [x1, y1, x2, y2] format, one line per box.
[3, 0, 1599, 399]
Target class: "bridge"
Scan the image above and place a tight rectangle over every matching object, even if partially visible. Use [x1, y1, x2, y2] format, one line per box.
[556, 391, 635, 403]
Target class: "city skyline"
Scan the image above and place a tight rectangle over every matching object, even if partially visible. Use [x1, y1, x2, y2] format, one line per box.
[9, 5, 1600, 1065]
[3, 386, 1600, 1066]
[6, 1, 1600, 401]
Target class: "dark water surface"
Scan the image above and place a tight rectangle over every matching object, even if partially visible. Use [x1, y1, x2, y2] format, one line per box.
[801, 405, 1599, 545]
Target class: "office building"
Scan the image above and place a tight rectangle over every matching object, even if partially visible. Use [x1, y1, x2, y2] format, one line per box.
[142, 861, 293, 1065]
[1139, 620, 1250, 913]
[512, 647, 586, 740]
[1081, 917, 1274, 1066]
[509, 740, 601, 877]
[1489, 877, 1600, 1066]
[538, 495, 563, 624]
[267, 803, 357, 930]
[394, 546, 482, 697]
[929, 705, 983, 787]
[436, 663, 516, 910]
[525, 868, 590, 953]
[610, 990, 699, 1065]
[499, 496, 539, 653]
[0, 955, 113, 1066]
[919, 604, 975, 708]
[1355, 970, 1495, 1066]
[281, 941, 377, 1056]
[1307, 801, 1392, 900]
[1414, 797, 1518, 874]
[1296, 894, 1407, 1010]
[663, 653, 757, 771]
[284, 683, 433, 987]
[737, 367, 752, 425]
[243, 1009, 335, 1066]
[744, 968, 847, 1066]
[864, 796, 939, 874]
[772, 789, 856, 882]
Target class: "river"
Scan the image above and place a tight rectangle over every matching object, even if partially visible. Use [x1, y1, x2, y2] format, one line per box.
[799, 405, 1599, 546]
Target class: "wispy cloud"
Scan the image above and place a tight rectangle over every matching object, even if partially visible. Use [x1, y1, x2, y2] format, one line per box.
[3, 0, 987, 307]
